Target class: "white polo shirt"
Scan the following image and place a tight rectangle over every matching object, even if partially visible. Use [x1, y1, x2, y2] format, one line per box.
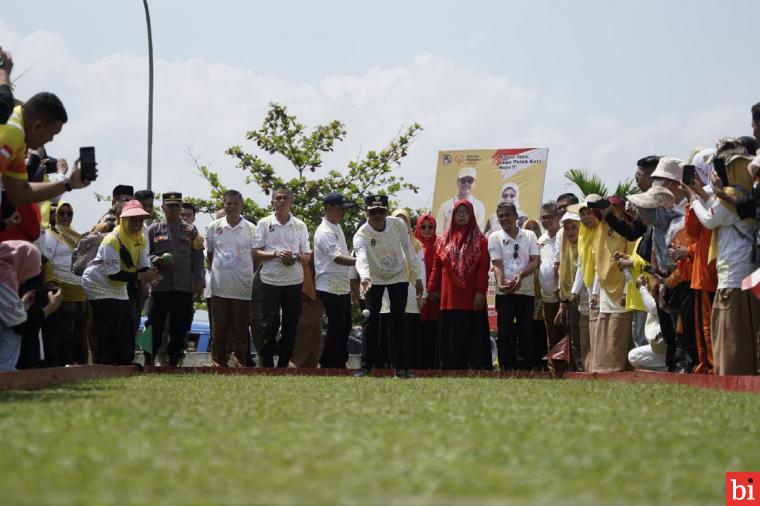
[488, 228, 540, 297]
[253, 213, 311, 286]
[206, 216, 256, 300]
[314, 218, 351, 295]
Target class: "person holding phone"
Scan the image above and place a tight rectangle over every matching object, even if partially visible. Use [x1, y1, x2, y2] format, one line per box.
[0, 93, 95, 209]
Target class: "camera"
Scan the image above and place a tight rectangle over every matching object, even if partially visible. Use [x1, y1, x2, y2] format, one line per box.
[586, 198, 610, 210]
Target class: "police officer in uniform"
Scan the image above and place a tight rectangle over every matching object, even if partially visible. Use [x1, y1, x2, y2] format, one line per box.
[147, 192, 205, 366]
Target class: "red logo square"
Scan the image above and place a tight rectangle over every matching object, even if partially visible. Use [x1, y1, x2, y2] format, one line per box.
[727, 472, 760, 505]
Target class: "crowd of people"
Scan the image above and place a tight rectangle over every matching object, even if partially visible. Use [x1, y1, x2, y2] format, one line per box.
[2, 44, 760, 378]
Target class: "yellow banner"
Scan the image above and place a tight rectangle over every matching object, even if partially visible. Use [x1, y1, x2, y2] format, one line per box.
[432, 148, 549, 235]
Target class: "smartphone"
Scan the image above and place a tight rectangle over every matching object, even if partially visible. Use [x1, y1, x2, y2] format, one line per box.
[713, 157, 729, 188]
[79, 146, 97, 182]
[682, 165, 696, 186]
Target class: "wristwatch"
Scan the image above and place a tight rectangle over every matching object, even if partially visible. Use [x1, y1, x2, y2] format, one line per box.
[64, 180, 73, 192]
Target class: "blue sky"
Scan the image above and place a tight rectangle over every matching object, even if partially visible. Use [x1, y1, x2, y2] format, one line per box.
[2, 0, 758, 227]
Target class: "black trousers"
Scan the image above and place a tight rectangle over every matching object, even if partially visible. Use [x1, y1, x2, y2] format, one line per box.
[317, 291, 352, 368]
[91, 299, 136, 365]
[150, 291, 194, 366]
[260, 282, 303, 367]
[362, 282, 408, 370]
[41, 301, 88, 366]
[495, 293, 534, 370]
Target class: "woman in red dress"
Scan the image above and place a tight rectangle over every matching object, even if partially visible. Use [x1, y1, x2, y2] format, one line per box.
[427, 200, 491, 370]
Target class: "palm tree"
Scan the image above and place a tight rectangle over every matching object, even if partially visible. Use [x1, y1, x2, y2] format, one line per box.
[564, 169, 639, 198]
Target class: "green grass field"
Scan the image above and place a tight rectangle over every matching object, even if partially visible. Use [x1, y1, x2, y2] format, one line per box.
[1, 374, 758, 505]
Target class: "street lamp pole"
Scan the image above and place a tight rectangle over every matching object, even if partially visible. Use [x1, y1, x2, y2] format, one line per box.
[142, 0, 154, 191]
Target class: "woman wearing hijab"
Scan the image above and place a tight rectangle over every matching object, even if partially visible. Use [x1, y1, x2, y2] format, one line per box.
[591, 196, 635, 372]
[567, 196, 602, 371]
[414, 212, 438, 369]
[428, 200, 491, 370]
[688, 142, 759, 375]
[83, 200, 161, 365]
[378, 209, 425, 368]
[0, 241, 42, 370]
[42, 201, 89, 365]
[484, 182, 528, 234]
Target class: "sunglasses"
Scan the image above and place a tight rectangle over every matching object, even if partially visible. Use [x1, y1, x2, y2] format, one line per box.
[57, 211, 73, 217]
[368, 208, 387, 216]
[419, 224, 434, 230]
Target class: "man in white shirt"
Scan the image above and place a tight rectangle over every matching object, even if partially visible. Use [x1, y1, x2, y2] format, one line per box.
[353, 195, 423, 378]
[489, 202, 540, 370]
[435, 167, 486, 234]
[537, 201, 565, 369]
[206, 190, 256, 367]
[314, 193, 357, 368]
[253, 185, 311, 368]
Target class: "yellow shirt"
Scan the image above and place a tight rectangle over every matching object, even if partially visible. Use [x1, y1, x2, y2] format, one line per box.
[0, 106, 29, 182]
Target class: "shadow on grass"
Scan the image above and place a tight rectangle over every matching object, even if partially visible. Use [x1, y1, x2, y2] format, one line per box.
[0, 380, 124, 405]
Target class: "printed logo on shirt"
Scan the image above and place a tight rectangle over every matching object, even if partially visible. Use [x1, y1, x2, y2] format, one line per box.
[216, 227, 223, 235]
[269, 224, 275, 232]
[726, 472, 759, 505]
[370, 238, 376, 247]
[0, 145, 12, 159]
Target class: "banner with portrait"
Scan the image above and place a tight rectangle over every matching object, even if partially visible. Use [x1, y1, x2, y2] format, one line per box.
[431, 148, 549, 330]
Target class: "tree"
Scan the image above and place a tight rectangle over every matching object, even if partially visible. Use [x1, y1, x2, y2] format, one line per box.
[189, 103, 423, 239]
[564, 169, 639, 199]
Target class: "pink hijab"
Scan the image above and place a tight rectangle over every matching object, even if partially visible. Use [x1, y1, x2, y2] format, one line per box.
[0, 241, 42, 293]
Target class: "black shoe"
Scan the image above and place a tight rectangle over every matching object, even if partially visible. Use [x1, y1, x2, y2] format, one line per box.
[354, 368, 372, 378]
[402, 369, 415, 379]
[395, 369, 404, 378]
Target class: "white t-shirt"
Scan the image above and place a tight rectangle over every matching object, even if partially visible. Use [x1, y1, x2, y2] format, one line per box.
[82, 235, 150, 301]
[690, 196, 755, 289]
[353, 217, 419, 286]
[538, 231, 559, 303]
[488, 228, 540, 297]
[314, 218, 351, 295]
[252, 213, 311, 287]
[206, 216, 256, 300]
[43, 230, 83, 287]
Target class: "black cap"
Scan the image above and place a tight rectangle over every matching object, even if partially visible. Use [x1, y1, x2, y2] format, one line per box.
[324, 193, 355, 208]
[163, 192, 183, 204]
[112, 185, 134, 197]
[364, 194, 388, 210]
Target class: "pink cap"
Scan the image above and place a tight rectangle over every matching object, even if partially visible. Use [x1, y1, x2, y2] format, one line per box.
[120, 200, 150, 218]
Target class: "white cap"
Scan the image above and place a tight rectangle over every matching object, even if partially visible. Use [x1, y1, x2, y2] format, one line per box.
[458, 167, 477, 179]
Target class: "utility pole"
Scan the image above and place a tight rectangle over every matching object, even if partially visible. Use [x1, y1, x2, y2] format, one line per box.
[142, 0, 154, 190]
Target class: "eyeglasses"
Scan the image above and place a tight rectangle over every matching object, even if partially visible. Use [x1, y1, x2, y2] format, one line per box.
[57, 211, 73, 217]
[419, 224, 434, 230]
[513, 243, 520, 260]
